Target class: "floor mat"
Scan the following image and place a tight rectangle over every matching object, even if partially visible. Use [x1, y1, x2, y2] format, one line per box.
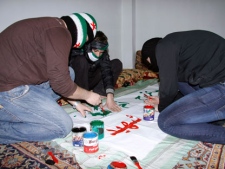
[0, 142, 81, 169]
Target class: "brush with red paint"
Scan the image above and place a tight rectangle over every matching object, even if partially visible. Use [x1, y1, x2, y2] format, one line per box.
[45, 151, 58, 165]
[99, 104, 106, 113]
[48, 151, 58, 163]
[130, 156, 142, 169]
[101, 106, 106, 113]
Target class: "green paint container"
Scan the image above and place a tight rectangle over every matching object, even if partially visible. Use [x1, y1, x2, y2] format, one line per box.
[90, 120, 104, 140]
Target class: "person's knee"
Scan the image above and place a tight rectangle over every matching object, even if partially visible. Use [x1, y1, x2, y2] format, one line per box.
[111, 59, 123, 75]
[60, 117, 73, 137]
[158, 113, 165, 131]
[50, 114, 73, 138]
[158, 111, 171, 134]
[113, 59, 123, 71]
[39, 116, 72, 141]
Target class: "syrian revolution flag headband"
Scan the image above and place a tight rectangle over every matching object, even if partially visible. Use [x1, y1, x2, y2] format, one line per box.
[79, 13, 97, 42]
[61, 12, 97, 48]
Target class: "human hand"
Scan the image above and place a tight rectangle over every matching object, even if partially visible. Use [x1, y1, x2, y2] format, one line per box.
[144, 94, 159, 106]
[86, 91, 102, 106]
[75, 103, 92, 117]
[104, 95, 121, 112]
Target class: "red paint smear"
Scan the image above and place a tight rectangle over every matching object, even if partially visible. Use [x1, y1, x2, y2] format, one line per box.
[98, 154, 106, 159]
[126, 115, 133, 118]
[144, 105, 154, 109]
[111, 161, 127, 168]
[106, 118, 141, 136]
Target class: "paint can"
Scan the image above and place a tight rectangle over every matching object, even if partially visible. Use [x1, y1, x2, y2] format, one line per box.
[143, 105, 155, 121]
[90, 120, 104, 140]
[83, 131, 99, 153]
[71, 126, 87, 147]
[107, 161, 127, 169]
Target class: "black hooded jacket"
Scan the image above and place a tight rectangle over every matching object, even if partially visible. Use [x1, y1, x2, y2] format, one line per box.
[156, 30, 225, 112]
[88, 51, 114, 91]
[69, 46, 114, 95]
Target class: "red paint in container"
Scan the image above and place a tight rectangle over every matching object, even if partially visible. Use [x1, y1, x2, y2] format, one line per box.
[107, 161, 127, 169]
[83, 131, 99, 153]
[143, 105, 155, 121]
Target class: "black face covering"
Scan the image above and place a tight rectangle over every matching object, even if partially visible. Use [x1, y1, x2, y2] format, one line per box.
[141, 38, 162, 72]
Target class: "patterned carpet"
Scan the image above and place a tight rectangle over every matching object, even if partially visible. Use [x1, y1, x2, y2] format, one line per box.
[0, 141, 81, 169]
[173, 142, 225, 169]
[0, 141, 224, 169]
[173, 121, 225, 169]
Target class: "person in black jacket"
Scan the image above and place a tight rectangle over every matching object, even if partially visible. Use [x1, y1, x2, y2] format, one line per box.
[69, 31, 122, 116]
[142, 30, 225, 144]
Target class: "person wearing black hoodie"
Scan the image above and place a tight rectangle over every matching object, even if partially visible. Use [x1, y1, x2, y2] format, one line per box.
[142, 30, 225, 144]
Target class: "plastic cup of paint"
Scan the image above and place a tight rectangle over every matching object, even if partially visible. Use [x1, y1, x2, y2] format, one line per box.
[90, 120, 104, 140]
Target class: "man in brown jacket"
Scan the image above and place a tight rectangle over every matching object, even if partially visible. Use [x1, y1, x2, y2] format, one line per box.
[0, 13, 102, 144]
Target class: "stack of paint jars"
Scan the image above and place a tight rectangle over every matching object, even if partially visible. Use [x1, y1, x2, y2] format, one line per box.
[72, 120, 105, 153]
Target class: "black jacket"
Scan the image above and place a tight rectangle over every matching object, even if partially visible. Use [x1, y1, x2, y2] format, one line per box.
[88, 51, 114, 93]
[69, 47, 114, 95]
[156, 30, 225, 112]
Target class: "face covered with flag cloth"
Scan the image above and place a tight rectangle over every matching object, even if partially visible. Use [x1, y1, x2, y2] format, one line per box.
[86, 31, 109, 62]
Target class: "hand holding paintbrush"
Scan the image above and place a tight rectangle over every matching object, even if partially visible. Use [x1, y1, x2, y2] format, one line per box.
[144, 94, 159, 111]
[144, 94, 159, 105]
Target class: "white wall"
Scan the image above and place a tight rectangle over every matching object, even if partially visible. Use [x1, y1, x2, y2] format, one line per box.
[0, 0, 122, 66]
[1, 0, 225, 68]
[135, 0, 225, 51]
[121, 0, 135, 69]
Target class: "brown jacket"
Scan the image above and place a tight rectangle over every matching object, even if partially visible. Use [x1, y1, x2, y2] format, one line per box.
[0, 17, 77, 97]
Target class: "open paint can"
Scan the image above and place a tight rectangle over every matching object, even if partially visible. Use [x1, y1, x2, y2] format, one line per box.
[143, 105, 155, 121]
[107, 161, 127, 169]
[71, 126, 87, 147]
[83, 131, 99, 153]
[90, 120, 104, 139]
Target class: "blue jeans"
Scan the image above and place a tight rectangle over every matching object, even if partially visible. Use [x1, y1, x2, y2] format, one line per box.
[158, 82, 225, 144]
[0, 67, 74, 144]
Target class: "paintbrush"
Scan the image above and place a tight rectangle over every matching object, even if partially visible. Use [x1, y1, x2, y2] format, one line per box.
[101, 107, 105, 113]
[130, 156, 142, 169]
[100, 105, 106, 113]
[47, 151, 58, 163]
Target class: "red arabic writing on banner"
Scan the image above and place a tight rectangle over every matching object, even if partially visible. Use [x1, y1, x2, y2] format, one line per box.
[106, 115, 141, 135]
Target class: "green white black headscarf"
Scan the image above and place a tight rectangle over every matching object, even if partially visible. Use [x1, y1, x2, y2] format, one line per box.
[61, 12, 97, 48]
